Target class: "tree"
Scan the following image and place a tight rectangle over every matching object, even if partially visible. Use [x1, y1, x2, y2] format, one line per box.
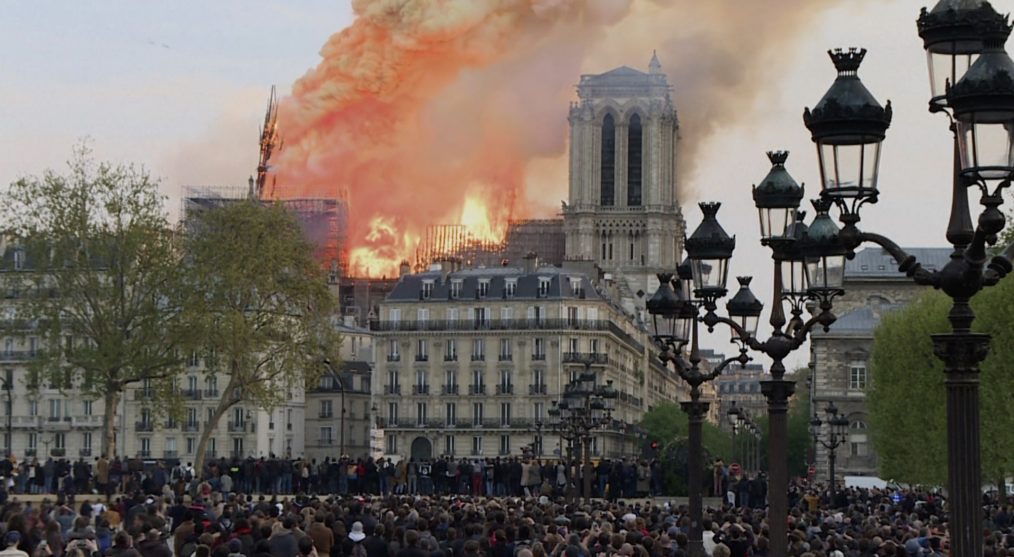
[640, 402, 733, 495]
[866, 281, 1014, 486]
[1, 147, 187, 457]
[180, 200, 338, 472]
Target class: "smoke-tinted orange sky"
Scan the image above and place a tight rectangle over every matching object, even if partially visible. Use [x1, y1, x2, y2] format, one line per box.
[269, 0, 852, 277]
[2, 0, 987, 368]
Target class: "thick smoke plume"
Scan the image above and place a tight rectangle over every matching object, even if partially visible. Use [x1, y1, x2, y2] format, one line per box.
[271, 0, 835, 277]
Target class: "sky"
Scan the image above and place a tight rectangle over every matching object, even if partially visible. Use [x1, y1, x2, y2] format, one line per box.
[0, 0, 993, 372]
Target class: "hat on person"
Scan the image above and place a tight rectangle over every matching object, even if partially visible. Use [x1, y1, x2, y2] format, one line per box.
[4, 531, 20, 546]
[349, 521, 366, 542]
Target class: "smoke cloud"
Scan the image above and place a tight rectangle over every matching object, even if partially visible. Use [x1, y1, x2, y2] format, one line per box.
[271, 0, 839, 277]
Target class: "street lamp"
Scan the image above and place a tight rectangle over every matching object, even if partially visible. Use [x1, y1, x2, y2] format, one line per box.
[323, 359, 346, 457]
[650, 11, 1014, 553]
[726, 401, 742, 465]
[547, 355, 617, 503]
[809, 402, 849, 506]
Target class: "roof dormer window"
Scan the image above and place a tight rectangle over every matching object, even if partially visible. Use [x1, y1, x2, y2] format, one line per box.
[450, 279, 463, 298]
[421, 280, 434, 299]
[478, 279, 490, 298]
[505, 279, 517, 298]
[13, 249, 24, 271]
[569, 277, 583, 297]
[538, 278, 551, 297]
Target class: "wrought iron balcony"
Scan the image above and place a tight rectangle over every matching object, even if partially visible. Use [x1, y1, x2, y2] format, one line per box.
[529, 384, 548, 395]
[412, 384, 430, 395]
[562, 352, 609, 365]
[385, 384, 401, 395]
[495, 384, 514, 395]
[442, 384, 459, 395]
[135, 421, 154, 432]
[469, 384, 485, 395]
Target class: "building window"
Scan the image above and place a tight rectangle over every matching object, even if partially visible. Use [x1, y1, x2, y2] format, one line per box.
[500, 306, 513, 322]
[471, 339, 485, 361]
[422, 280, 434, 299]
[387, 435, 398, 455]
[567, 306, 578, 326]
[54, 432, 65, 450]
[533, 338, 546, 360]
[388, 340, 400, 362]
[627, 113, 643, 206]
[450, 280, 463, 298]
[499, 434, 511, 455]
[505, 280, 517, 297]
[320, 400, 333, 418]
[445, 403, 456, 427]
[416, 339, 428, 361]
[568, 338, 579, 353]
[13, 250, 24, 271]
[320, 426, 333, 444]
[590, 338, 600, 354]
[478, 279, 490, 297]
[538, 278, 551, 297]
[414, 369, 428, 394]
[140, 437, 151, 456]
[500, 403, 511, 426]
[445, 339, 457, 361]
[472, 403, 484, 426]
[186, 437, 196, 454]
[83, 400, 92, 416]
[83, 432, 92, 452]
[416, 403, 427, 426]
[534, 402, 544, 421]
[600, 113, 615, 206]
[418, 308, 429, 327]
[387, 402, 399, 424]
[472, 436, 483, 456]
[499, 369, 512, 394]
[473, 308, 489, 329]
[471, 369, 484, 394]
[387, 369, 399, 392]
[499, 339, 512, 361]
[29, 400, 37, 417]
[188, 351, 200, 368]
[28, 433, 37, 451]
[443, 435, 456, 456]
[849, 361, 868, 390]
[49, 399, 62, 420]
[165, 437, 175, 455]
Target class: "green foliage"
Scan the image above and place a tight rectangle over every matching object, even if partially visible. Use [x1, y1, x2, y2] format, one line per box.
[180, 199, 339, 469]
[640, 402, 733, 495]
[867, 280, 1014, 485]
[1, 146, 186, 457]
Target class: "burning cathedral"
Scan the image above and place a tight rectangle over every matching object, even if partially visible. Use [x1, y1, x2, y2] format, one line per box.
[562, 52, 685, 309]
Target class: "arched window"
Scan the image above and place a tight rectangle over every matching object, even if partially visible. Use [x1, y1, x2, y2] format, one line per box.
[627, 113, 643, 206]
[601, 114, 615, 206]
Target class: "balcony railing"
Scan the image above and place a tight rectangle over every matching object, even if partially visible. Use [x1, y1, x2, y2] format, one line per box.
[444, 354, 458, 362]
[415, 355, 429, 362]
[79, 448, 92, 457]
[0, 351, 36, 362]
[204, 389, 219, 398]
[164, 420, 179, 429]
[442, 384, 459, 395]
[182, 422, 200, 432]
[370, 319, 644, 349]
[135, 389, 154, 401]
[387, 354, 401, 362]
[529, 384, 548, 395]
[181, 389, 202, 400]
[470, 354, 485, 362]
[495, 384, 514, 395]
[498, 354, 513, 361]
[532, 353, 546, 361]
[468, 384, 485, 395]
[138, 450, 152, 458]
[562, 352, 609, 365]
[385, 385, 401, 395]
[164, 450, 178, 459]
[412, 384, 430, 395]
[72, 415, 102, 428]
[227, 421, 248, 432]
[318, 412, 333, 419]
[135, 421, 154, 432]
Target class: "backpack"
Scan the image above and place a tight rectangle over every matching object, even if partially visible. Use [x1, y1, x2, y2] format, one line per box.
[351, 540, 367, 557]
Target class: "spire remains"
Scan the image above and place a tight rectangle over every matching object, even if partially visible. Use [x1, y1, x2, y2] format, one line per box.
[649, 50, 662, 74]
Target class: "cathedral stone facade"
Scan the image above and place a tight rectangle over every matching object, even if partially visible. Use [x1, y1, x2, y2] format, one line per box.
[563, 53, 685, 308]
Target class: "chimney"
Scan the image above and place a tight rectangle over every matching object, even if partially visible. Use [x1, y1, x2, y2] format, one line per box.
[398, 260, 411, 278]
[523, 251, 538, 274]
[343, 315, 356, 328]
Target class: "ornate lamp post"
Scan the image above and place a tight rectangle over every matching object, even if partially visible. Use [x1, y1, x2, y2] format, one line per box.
[547, 355, 618, 503]
[649, 6, 1014, 551]
[809, 403, 849, 506]
[646, 215, 758, 557]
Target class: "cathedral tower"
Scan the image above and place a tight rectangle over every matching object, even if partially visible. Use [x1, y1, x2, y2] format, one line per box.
[563, 53, 684, 307]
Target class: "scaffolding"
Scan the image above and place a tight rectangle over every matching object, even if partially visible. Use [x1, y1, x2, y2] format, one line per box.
[413, 218, 566, 271]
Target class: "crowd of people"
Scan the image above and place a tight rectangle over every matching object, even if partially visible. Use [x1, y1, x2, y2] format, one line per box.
[1, 455, 1013, 556]
[0, 456, 665, 502]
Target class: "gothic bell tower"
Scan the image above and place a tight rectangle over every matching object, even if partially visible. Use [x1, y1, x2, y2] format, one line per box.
[563, 52, 685, 307]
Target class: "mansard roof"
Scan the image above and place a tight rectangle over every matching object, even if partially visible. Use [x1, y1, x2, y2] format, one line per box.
[812, 303, 903, 337]
[845, 247, 951, 280]
[385, 266, 601, 303]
